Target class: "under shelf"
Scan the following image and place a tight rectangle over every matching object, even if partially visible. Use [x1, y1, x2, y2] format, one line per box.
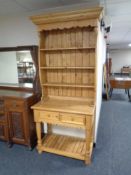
[40, 47, 95, 51]
[41, 134, 86, 160]
[42, 83, 95, 88]
[40, 66, 95, 70]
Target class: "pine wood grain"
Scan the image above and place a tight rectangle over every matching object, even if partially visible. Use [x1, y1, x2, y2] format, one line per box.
[31, 7, 102, 164]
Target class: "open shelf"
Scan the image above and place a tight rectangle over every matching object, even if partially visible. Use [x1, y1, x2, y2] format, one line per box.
[40, 66, 95, 70]
[41, 134, 86, 160]
[40, 47, 95, 51]
[42, 83, 95, 88]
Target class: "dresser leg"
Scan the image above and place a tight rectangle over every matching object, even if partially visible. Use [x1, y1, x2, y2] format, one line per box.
[36, 122, 42, 153]
[38, 149, 42, 154]
[85, 156, 91, 165]
[85, 115, 92, 164]
[7, 141, 13, 148]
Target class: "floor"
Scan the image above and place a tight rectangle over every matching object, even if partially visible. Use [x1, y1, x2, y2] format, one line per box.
[0, 89, 131, 175]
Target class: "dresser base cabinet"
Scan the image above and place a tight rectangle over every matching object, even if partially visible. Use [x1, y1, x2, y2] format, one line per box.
[0, 90, 37, 149]
[32, 97, 95, 164]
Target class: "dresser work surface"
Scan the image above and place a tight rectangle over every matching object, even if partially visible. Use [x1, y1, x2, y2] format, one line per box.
[32, 97, 95, 115]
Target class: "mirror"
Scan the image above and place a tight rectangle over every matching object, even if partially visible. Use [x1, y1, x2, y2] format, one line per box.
[0, 46, 40, 93]
[16, 50, 35, 85]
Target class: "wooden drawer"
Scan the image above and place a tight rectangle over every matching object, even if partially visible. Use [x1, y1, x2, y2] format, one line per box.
[40, 111, 59, 122]
[5, 99, 24, 111]
[60, 113, 86, 126]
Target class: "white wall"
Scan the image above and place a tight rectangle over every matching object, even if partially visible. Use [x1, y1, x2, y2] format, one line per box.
[0, 15, 38, 47]
[95, 27, 106, 142]
[110, 49, 131, 73]
[0, 52, 18, 83]
[0, 12, 106, 143]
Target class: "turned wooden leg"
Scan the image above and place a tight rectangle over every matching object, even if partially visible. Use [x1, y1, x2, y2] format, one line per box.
[85, 116, 92, 165]
[36, 122, 42, 154]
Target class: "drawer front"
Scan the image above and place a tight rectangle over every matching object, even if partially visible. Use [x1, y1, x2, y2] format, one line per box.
[40, 111, 59, 122]
[60, 113, 86, 126]
[5, 99, 24, 111]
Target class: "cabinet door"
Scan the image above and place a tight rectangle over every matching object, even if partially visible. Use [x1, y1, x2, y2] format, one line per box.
[0, 99, 6, 122]
[0, 124, 8, 141]
[9, 111, 26, 144]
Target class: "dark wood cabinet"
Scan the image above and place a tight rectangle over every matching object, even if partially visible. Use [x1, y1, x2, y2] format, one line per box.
[0, 90, 37, 149]
[0, 97, 9, 141]
[8, 111, 26, 144]
[0, 125, 8, 140]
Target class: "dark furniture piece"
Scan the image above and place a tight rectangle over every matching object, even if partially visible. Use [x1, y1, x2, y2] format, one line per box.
[0, 96, 8, 141]
[109, 76, 131, 100]
[0, 90, 37, 149]
[0, 46, 41, 149]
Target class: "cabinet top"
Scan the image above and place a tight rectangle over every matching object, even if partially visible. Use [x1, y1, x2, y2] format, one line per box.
[31, 97, 95, 115]
[30, 7, 103, 31]
[0, 90, 34, 99]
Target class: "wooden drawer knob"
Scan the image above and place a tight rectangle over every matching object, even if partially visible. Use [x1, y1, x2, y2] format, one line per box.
[56, 116, 59, 119]
[71, 117, 74, 121]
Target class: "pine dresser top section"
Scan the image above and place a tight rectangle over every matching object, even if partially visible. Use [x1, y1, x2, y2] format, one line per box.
[30, 7, 103, 31]
[31, 97, 95, 115]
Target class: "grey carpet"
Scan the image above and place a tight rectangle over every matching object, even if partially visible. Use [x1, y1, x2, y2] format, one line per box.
[0, 90, 131, 175]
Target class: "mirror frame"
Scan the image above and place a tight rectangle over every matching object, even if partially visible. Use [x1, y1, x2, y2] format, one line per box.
[0, 45, 41, 95]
